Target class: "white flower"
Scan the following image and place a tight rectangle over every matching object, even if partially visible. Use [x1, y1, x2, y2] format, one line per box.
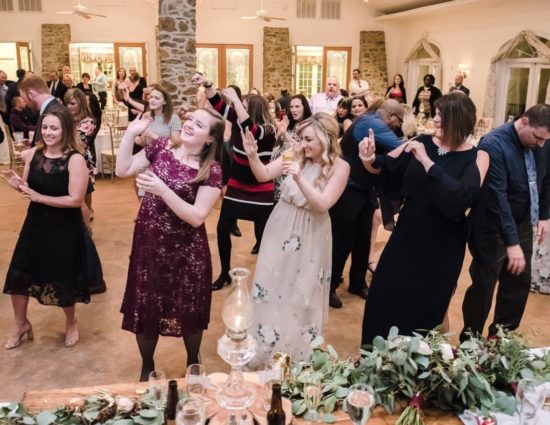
[416, 341, 433, 356]
[116, 396, 135, 413]
[440, 343, 454, 361]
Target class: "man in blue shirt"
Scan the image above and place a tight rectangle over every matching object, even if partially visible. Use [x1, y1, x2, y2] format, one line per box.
[329, 99, 404, 308]
[461, 104, 550, 339]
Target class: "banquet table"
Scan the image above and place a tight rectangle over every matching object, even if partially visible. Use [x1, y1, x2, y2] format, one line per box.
[94, 127, 112, 173]
[21, 377, 462, 425]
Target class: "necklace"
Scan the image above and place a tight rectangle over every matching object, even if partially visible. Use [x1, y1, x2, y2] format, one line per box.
[437, 146, 449, 156]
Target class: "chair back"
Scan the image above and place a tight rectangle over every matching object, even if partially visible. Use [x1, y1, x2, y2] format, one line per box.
[103, 108, 120, 127]
[0, 116, 24, 172]
[474, 117, 493, 139]
[109, 125, 127, 157]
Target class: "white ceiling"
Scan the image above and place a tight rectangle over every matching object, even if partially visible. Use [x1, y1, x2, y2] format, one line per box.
[365, 0, 454, 14]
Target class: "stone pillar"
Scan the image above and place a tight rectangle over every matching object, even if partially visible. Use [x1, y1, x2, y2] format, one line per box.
[263, 27, 292, 97]
[157, 0, 197, 107]
[359, 31, 388, 99]
[41, 24, 71, 76]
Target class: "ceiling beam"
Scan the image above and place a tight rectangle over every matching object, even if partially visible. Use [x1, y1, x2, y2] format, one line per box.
[374, 0, 479, 21]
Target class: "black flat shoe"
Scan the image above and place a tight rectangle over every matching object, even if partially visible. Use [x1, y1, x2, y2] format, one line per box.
[212, 274, 231, 291]
[329, 292, 342, 308]
[349, 287, 369, 300]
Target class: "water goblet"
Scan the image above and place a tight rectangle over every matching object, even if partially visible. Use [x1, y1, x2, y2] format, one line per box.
[186, 364, 206, 400]
[516, 378, 544, 424]
[303, 376, 321, 423]
[148, 370, 168, 411]
[175, 397, 205, 425]
[345, 383, 375, 425]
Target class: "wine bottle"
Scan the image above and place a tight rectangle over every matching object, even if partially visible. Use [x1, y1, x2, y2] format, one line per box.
[267, 383, 286, 425]
[165, 379, 179, 425]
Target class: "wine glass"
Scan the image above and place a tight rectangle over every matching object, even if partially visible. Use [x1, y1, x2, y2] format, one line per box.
[148, 370, 168, 411]
[186, 364, 206, 400]
[303, 376, 321, 423]
[516, 378, 544, 424]
[263, 359, 283, 410]
[175, 397, 205, 425]
[345, 383, 375, 425]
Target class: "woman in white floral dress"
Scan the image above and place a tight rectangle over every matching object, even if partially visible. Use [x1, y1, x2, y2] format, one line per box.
[242, 113, 350, 367]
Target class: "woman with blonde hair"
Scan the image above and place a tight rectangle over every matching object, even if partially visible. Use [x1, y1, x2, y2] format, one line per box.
[116, 107, 224, 381]
[243, 113, 350, 365]
[3, 107, 91, 349]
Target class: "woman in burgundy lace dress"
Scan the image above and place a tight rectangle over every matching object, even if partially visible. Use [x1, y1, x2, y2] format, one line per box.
[116, 109, 224, 381]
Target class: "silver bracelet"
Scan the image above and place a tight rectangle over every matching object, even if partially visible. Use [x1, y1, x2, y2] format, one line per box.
[359, 153, 375, 162]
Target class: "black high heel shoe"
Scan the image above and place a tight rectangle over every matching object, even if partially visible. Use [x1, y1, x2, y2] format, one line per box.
[212, 273, 231, 291]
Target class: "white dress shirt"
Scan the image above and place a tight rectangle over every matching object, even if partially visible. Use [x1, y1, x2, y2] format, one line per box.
[309, 92, 342, 114]
[349, 79, 369, 97]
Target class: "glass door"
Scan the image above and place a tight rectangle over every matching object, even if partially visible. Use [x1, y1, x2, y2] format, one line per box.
[196, 44, 253, 92]
[294, 46, 322, 98]
[196, 46, 219, 88]
[226, 47, 252, 94]
[496, 62, 550, 124]
[322, 47, 351, 92]
[114, 43, 147, 80]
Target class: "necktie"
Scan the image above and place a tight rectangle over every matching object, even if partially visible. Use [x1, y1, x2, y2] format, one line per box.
[51, 81, 56, 94]
[524, 150, 539, 225]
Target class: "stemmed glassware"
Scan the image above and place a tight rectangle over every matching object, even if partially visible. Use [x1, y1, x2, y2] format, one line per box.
[186, 364, 207, 400]
[303, 375, 322, 422]
[175, 397, 205, 425]
[148, 370, 168, 411]
[262, 359, 283, 411]
[345, 383, 375, 425]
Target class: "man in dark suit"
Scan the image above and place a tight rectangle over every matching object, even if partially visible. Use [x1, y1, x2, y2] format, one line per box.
[20, 75, 66, 146]
[449, 73, 470, 96]
[47, 70, 67, 101]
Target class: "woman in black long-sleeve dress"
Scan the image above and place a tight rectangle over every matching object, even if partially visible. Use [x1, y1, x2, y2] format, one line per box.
[361, 93, 489, 345]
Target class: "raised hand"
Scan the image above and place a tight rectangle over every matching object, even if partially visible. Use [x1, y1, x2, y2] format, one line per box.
[126, 113, 153, 137]
[191, 73, 207, 87]
[282, 160, 301, 182]
[222, 87, 240, 104]
[135, 170, 169, 197]
[358, 128, 376, 160]
[2, 170, 25, 190]
[277, 115, 289, 135]
[242, 128, 258, 157]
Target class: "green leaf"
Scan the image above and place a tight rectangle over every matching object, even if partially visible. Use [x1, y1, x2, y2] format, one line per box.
[291, 399, 306, 416]
[311, 336, 324, 348]
[418, 371, 431, 379]
[416, 356, 429, 369]
[388, 326, 399, 341]
[520, 368, 535, 379]
[83, 410, 99, 422]
[322, 413, 336, 423]
[22, 417, 36, 425]
[36, 411, 57, 425]
[372, 336, 386, 351]
[500, 356, 509, 369]
[335, 386, 349, 398]
[531, 360, 546, 370]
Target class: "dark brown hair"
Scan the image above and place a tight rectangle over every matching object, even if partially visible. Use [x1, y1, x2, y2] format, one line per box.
[435, 92, 476, 150]
[36, 107, 85, 155]
[523, 104, 550, 130]
[148, 84, 174, 125]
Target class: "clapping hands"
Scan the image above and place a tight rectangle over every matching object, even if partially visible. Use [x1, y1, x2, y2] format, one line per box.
[2, 170, 25, 191]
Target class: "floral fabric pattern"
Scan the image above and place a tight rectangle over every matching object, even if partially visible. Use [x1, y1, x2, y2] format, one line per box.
[249, 162, 331, 368]
[532, 230, 550, 294]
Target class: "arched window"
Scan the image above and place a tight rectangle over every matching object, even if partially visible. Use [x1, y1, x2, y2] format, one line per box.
[483, 31, 550, 125]
[404, 37, 442, 100]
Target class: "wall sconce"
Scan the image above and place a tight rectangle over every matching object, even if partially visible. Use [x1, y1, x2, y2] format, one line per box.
[458, 64, 470, 79]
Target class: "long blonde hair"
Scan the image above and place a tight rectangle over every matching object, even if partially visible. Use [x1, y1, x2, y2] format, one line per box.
[296, 112, 341, 189]
[171, 108, 225, 184]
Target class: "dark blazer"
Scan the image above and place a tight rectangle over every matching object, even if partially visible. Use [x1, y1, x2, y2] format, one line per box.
[48, 80, 68, 101]
[412, 85, 443, 117]
[32, 99, 66, 146]
[449, 85, 470, 96]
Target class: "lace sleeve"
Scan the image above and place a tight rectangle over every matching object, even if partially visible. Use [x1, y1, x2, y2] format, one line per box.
[204, 160, 223, 189]
[145, 137, 170, 163]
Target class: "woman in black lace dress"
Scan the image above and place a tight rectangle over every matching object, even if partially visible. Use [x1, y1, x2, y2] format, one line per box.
[3, 108, 90, 349]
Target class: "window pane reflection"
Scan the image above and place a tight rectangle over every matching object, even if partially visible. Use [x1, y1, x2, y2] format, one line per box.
[226, 48, 250, 93]
[197, 48, 219, 88]
[537, 68, 550, 104]
[505, 67, 530, 118]
[326, 50, 348, 89]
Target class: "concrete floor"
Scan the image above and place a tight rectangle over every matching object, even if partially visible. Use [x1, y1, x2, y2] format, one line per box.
[1, 171, 550, 402]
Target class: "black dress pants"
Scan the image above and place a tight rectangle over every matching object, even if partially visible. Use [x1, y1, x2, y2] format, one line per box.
[461, 218, 533, 340]
[98, 91, 107, 110]
[329, 186, 376, 293]
[216, 200, 272, 275]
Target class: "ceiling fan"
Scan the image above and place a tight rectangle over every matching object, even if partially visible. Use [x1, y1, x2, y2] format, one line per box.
[56, 1, 107, 19]
[241, 0, 286, 22]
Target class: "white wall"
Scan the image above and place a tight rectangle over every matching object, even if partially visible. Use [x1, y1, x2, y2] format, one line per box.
[196, 0, 385, 91]
[383, 0, 550, 116]
[0, 0, 158, 82]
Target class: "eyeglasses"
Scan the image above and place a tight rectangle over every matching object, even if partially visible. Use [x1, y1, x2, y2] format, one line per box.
[391, 113, 404, 125]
